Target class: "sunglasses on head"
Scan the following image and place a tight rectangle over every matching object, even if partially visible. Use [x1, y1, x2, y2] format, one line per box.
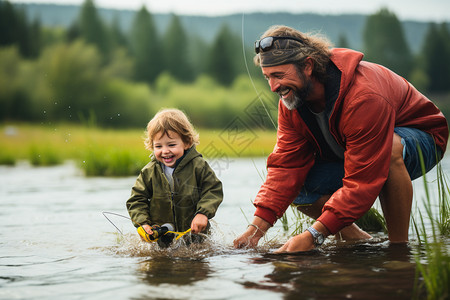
[254, 36, 304, 54]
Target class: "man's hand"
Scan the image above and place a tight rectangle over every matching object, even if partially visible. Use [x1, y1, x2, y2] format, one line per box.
[274, 221, 330, 253]
[233, 226, 263, 248]
[191, 213, 208, 234]
[233, 216, 271, 249]
[274, 231, 315, 253]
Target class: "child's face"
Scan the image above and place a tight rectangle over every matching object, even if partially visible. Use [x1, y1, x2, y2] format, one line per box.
[153, 130, 189, 168]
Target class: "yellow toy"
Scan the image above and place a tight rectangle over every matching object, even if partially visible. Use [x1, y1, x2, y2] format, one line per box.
[137, 224, 191, 243]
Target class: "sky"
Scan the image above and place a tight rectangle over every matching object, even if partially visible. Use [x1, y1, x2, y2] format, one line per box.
[8, 0, 450, 22]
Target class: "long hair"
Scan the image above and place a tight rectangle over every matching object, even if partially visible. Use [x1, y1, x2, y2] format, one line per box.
[254, 25, 333, 83]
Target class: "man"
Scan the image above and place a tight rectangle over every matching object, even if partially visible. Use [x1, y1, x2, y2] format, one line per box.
[233, 25, 448, 253]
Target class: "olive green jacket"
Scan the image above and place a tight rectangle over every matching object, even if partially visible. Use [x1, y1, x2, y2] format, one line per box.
[126, 146, 223, 231]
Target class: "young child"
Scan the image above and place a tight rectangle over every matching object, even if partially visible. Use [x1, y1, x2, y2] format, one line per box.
[126, 108, 223, 247]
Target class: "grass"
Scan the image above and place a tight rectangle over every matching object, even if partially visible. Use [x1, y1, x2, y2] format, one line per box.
[0, 123, 277, 176]
[412, 175, 450, 299]
[279, 205, 387, 237]
[281, 205, 315, 235]
[355, 207, 387, 233]
[412, 147, 450, 300]
[28, 144, 63, 166]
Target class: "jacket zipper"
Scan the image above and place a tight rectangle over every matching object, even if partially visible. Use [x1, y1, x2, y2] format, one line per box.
[161, 170, 177, 231]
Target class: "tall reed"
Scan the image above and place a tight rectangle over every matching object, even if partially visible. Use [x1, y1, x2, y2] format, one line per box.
[412, 147, 449, 300]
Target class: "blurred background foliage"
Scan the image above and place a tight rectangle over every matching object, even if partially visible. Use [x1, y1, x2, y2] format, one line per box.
[1, 0, 450, 129]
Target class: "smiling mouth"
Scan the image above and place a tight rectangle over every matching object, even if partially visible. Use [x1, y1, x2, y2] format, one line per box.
[278, 87, 291, 98]
[163, 155, 175, 162]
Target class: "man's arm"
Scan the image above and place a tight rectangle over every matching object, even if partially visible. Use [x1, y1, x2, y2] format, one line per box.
[233, 216, 271, 248]
[234, 102, 315, 249]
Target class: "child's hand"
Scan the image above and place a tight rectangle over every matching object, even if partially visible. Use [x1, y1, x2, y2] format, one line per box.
[140, 224, 153, 241]
[191, 214, 208, 234]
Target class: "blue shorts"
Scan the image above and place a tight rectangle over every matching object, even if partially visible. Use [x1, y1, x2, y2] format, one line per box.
[293, 127, 442, 205]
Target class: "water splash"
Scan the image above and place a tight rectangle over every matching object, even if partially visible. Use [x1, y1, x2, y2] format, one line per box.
[103, 221, 283, 260]
[106, 232, 228, 259]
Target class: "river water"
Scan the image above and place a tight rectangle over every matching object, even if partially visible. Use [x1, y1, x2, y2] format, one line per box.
[0, 157, 448, 300]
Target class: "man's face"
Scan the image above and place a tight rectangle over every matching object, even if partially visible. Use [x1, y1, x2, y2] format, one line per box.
[261, 64, 312, 110]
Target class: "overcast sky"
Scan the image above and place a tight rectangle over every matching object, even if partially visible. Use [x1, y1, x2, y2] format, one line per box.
[9, 0, 450, 22]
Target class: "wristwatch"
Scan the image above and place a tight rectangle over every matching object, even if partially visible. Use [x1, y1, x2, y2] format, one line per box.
[306, 226, 325, 247]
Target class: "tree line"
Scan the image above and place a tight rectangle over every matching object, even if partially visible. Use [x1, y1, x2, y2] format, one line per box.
[1, 0, 450, 128]
[362, 8, 450, 93]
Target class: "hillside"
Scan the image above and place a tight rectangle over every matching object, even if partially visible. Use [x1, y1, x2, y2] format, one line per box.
[12, 3, 439, 53]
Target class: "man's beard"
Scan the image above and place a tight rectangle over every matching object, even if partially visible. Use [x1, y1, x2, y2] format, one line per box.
[281, 79, 312, 111]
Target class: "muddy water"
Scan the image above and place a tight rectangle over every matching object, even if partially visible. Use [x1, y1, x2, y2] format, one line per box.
[0, 157, 447, 299]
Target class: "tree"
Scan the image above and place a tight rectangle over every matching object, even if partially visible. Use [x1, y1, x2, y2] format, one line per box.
[337, 33, 350, 49]
[0, 1, 41, 58]
[163, 14, 192, 82]
[37, 41, 104, 122]
[78, 0, 110, 58]
[109, 14, 128, 50]
[363, 8, 413, 78]
[421, 22, 450, 93]
[206, 24, 239, 86]
[0, 1, 16, 46]
[0, 47, 31, 121]
[187, 35, 209, 77]
[28, 18, 42, 58]
[129, 6, 163, 84]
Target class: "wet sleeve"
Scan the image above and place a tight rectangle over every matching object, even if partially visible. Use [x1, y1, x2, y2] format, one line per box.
[126, 170, 153, 227]
[254, 101, 315, 225]
[195, 160, 223, 219]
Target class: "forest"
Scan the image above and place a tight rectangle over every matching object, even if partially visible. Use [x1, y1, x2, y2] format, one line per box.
[1, 0, 450, 129]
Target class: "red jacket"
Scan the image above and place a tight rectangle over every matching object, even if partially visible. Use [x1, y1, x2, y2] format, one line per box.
[254, 48, 448, 234]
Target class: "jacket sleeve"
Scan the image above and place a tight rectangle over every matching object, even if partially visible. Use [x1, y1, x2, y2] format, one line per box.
[318, 94, 394, 234]
[195, 160, 223, 219]
[126, 170, 153, 228]
[254, 101, 316, 225]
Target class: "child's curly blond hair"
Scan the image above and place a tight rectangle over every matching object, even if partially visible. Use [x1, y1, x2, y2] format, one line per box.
[144, 108, 200, 151]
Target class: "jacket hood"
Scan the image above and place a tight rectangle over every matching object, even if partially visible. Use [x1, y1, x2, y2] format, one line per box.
[174, 145, 202, 170]
[330, 48, 364, 104]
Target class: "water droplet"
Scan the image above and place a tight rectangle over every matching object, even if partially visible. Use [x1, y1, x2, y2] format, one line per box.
[117, 113, 120, 117]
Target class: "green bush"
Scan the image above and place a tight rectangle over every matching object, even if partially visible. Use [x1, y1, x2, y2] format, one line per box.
[0, 37, 279, 130]
[154, 74, 277, 129]
[99, 78, 155, 127]
[28, 144, 63, 166]
[0, 151, 16, 166]
[80, 146, 147, 177]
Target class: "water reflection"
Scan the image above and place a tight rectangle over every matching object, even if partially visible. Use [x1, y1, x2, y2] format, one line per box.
[138, 257, 210, 286]
[1, 160, 444, 300]
[246, 241, 419, 300]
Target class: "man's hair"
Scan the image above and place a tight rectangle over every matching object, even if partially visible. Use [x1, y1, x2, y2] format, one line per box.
[254, 25, 333, 83]
[144, 108, 199, 150]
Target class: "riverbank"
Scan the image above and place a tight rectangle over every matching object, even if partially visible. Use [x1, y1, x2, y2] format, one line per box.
[0, 123, 277, 175]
